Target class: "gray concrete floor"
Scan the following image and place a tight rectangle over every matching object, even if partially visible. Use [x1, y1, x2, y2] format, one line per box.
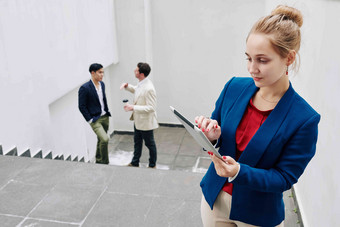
[0, 126, 302, 227]
[108, 126, 210, 172]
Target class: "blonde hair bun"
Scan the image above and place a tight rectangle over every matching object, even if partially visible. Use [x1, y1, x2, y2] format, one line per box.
[271, 5, 303, 28]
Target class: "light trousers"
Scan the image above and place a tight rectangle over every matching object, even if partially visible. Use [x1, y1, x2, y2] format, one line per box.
[90, 115, 109, 164]
[201, 191, 284, 227]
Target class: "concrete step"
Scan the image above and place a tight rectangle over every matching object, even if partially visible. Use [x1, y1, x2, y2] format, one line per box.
[20, 149, 31, 157]
[33, 150, 42, 158]
[44, 151, 52, 159]
[5, 147, 17, 156]
[0, 145, 86, 166]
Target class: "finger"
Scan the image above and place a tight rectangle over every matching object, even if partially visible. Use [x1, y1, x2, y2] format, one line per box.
[211, 153, 224, 164]
[201, 117, 210, 131]
[223, 156, 236, 165]
[197, 116, 205, 128]
[206, 119, 217, 132]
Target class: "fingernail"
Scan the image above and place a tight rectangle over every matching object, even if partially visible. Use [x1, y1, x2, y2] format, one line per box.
[223, 156, 227, 160]
[215, 125, 218, 129]
[195, 120, 198, 123]
[198, 124, 201, 128]
[202, 128, 205, 132]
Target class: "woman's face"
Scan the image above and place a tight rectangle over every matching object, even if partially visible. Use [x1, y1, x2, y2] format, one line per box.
[246, 33, 288, 88]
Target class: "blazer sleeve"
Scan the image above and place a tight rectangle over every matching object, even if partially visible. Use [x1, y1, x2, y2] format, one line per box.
[211, 78, 234, 122]
[78, 85, 92, 121]
[211, 77, 236, 148]
[233, 113, 321, 193]
[133, 89, 157, 113]
[126, 84, 136, 94]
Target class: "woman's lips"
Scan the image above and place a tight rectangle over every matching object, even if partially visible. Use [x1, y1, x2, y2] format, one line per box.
[253, 76, 262, 81]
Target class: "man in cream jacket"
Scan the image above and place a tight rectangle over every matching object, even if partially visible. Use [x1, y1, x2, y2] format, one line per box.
[120, 62, 158, 168]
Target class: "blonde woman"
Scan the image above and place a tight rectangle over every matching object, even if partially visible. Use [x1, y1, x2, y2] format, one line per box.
[197, 5, 320, 227]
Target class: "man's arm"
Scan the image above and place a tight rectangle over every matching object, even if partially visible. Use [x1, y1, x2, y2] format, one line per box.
[120, 83, 136, 94]
[78, 86, 92, 122]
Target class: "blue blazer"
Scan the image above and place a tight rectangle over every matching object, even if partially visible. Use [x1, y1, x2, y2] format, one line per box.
[78, 80, 111, 123]
[200, 77, 320, 226]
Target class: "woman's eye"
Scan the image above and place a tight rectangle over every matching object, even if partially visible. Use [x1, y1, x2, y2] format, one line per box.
[258, 59, 268, 63]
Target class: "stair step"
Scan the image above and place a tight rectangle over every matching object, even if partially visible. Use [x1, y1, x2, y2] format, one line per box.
[20, 149, 31, 157]
[54, 155, 64, 160]
[44, 151, 52, 159]
[33, 150, 42, 158]
[0, 144, 84, 164]
[6, 147, 18, 156]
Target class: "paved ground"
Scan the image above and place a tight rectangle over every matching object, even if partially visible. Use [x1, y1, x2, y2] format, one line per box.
[108, 126, 211, 172]
[0, 126, 302, 227]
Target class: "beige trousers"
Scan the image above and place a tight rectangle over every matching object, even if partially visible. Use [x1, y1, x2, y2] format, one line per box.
[201, 191, 284, 227]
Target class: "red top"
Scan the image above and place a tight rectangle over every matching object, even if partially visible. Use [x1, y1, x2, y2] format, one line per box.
[222, 98, 273, 195]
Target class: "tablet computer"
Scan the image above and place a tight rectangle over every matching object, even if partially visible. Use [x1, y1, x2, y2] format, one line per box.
[169, 106, 222, 159]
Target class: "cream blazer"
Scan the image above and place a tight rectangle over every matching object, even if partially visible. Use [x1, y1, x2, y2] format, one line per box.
[125, 78, 159, 131]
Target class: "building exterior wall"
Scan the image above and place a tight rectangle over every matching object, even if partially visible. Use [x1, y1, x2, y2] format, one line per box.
[0, 0, 118, 161]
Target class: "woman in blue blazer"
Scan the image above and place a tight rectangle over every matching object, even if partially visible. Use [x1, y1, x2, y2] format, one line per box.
[196, 6, 320, 227]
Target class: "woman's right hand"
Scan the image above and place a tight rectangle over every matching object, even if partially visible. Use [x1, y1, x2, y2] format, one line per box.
[194, 116, 221, 143]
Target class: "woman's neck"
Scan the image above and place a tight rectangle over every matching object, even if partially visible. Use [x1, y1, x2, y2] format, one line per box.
[259, 76, 290, 102]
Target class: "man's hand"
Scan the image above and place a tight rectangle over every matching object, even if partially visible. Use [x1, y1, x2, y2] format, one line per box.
[124, 103, 134, 112]
[120, 83, 128, 90]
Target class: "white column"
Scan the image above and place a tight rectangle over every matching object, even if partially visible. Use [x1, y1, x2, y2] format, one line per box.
[144, 0, 153, 76]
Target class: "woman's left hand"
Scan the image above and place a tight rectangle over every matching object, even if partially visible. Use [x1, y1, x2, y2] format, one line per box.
[209, 153, 240, 178]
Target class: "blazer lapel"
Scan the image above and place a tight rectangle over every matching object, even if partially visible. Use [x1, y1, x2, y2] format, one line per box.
[134, 79, 148, 104]
[89, 80, 100, 105]
[222, 82, 258, 158]
[239, 83, 296, 167]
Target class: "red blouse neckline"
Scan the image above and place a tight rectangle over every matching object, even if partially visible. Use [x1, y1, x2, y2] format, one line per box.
[249, 98, 273, 115]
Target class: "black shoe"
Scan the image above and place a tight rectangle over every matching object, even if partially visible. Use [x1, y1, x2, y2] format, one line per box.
[127, 163, 139, 167]
[148, 165, 156, 169]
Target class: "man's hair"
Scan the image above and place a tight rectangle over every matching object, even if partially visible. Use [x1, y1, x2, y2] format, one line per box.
[89, 63, 103, 73]
[137, 62, 151, 77]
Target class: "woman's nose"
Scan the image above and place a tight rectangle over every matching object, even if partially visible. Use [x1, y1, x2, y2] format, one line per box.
[248, 62, 259, 74]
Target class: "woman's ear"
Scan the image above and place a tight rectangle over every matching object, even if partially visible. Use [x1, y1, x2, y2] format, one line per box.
[286, 50, 296, 66]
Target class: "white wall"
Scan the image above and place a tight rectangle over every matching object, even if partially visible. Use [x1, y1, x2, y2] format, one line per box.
[262, 1, 340, 226]
[109, 0, 148, 131]
[0, 0, 118, 161]
[289, 2, 340, 227]
[110, 0, 265, 131]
